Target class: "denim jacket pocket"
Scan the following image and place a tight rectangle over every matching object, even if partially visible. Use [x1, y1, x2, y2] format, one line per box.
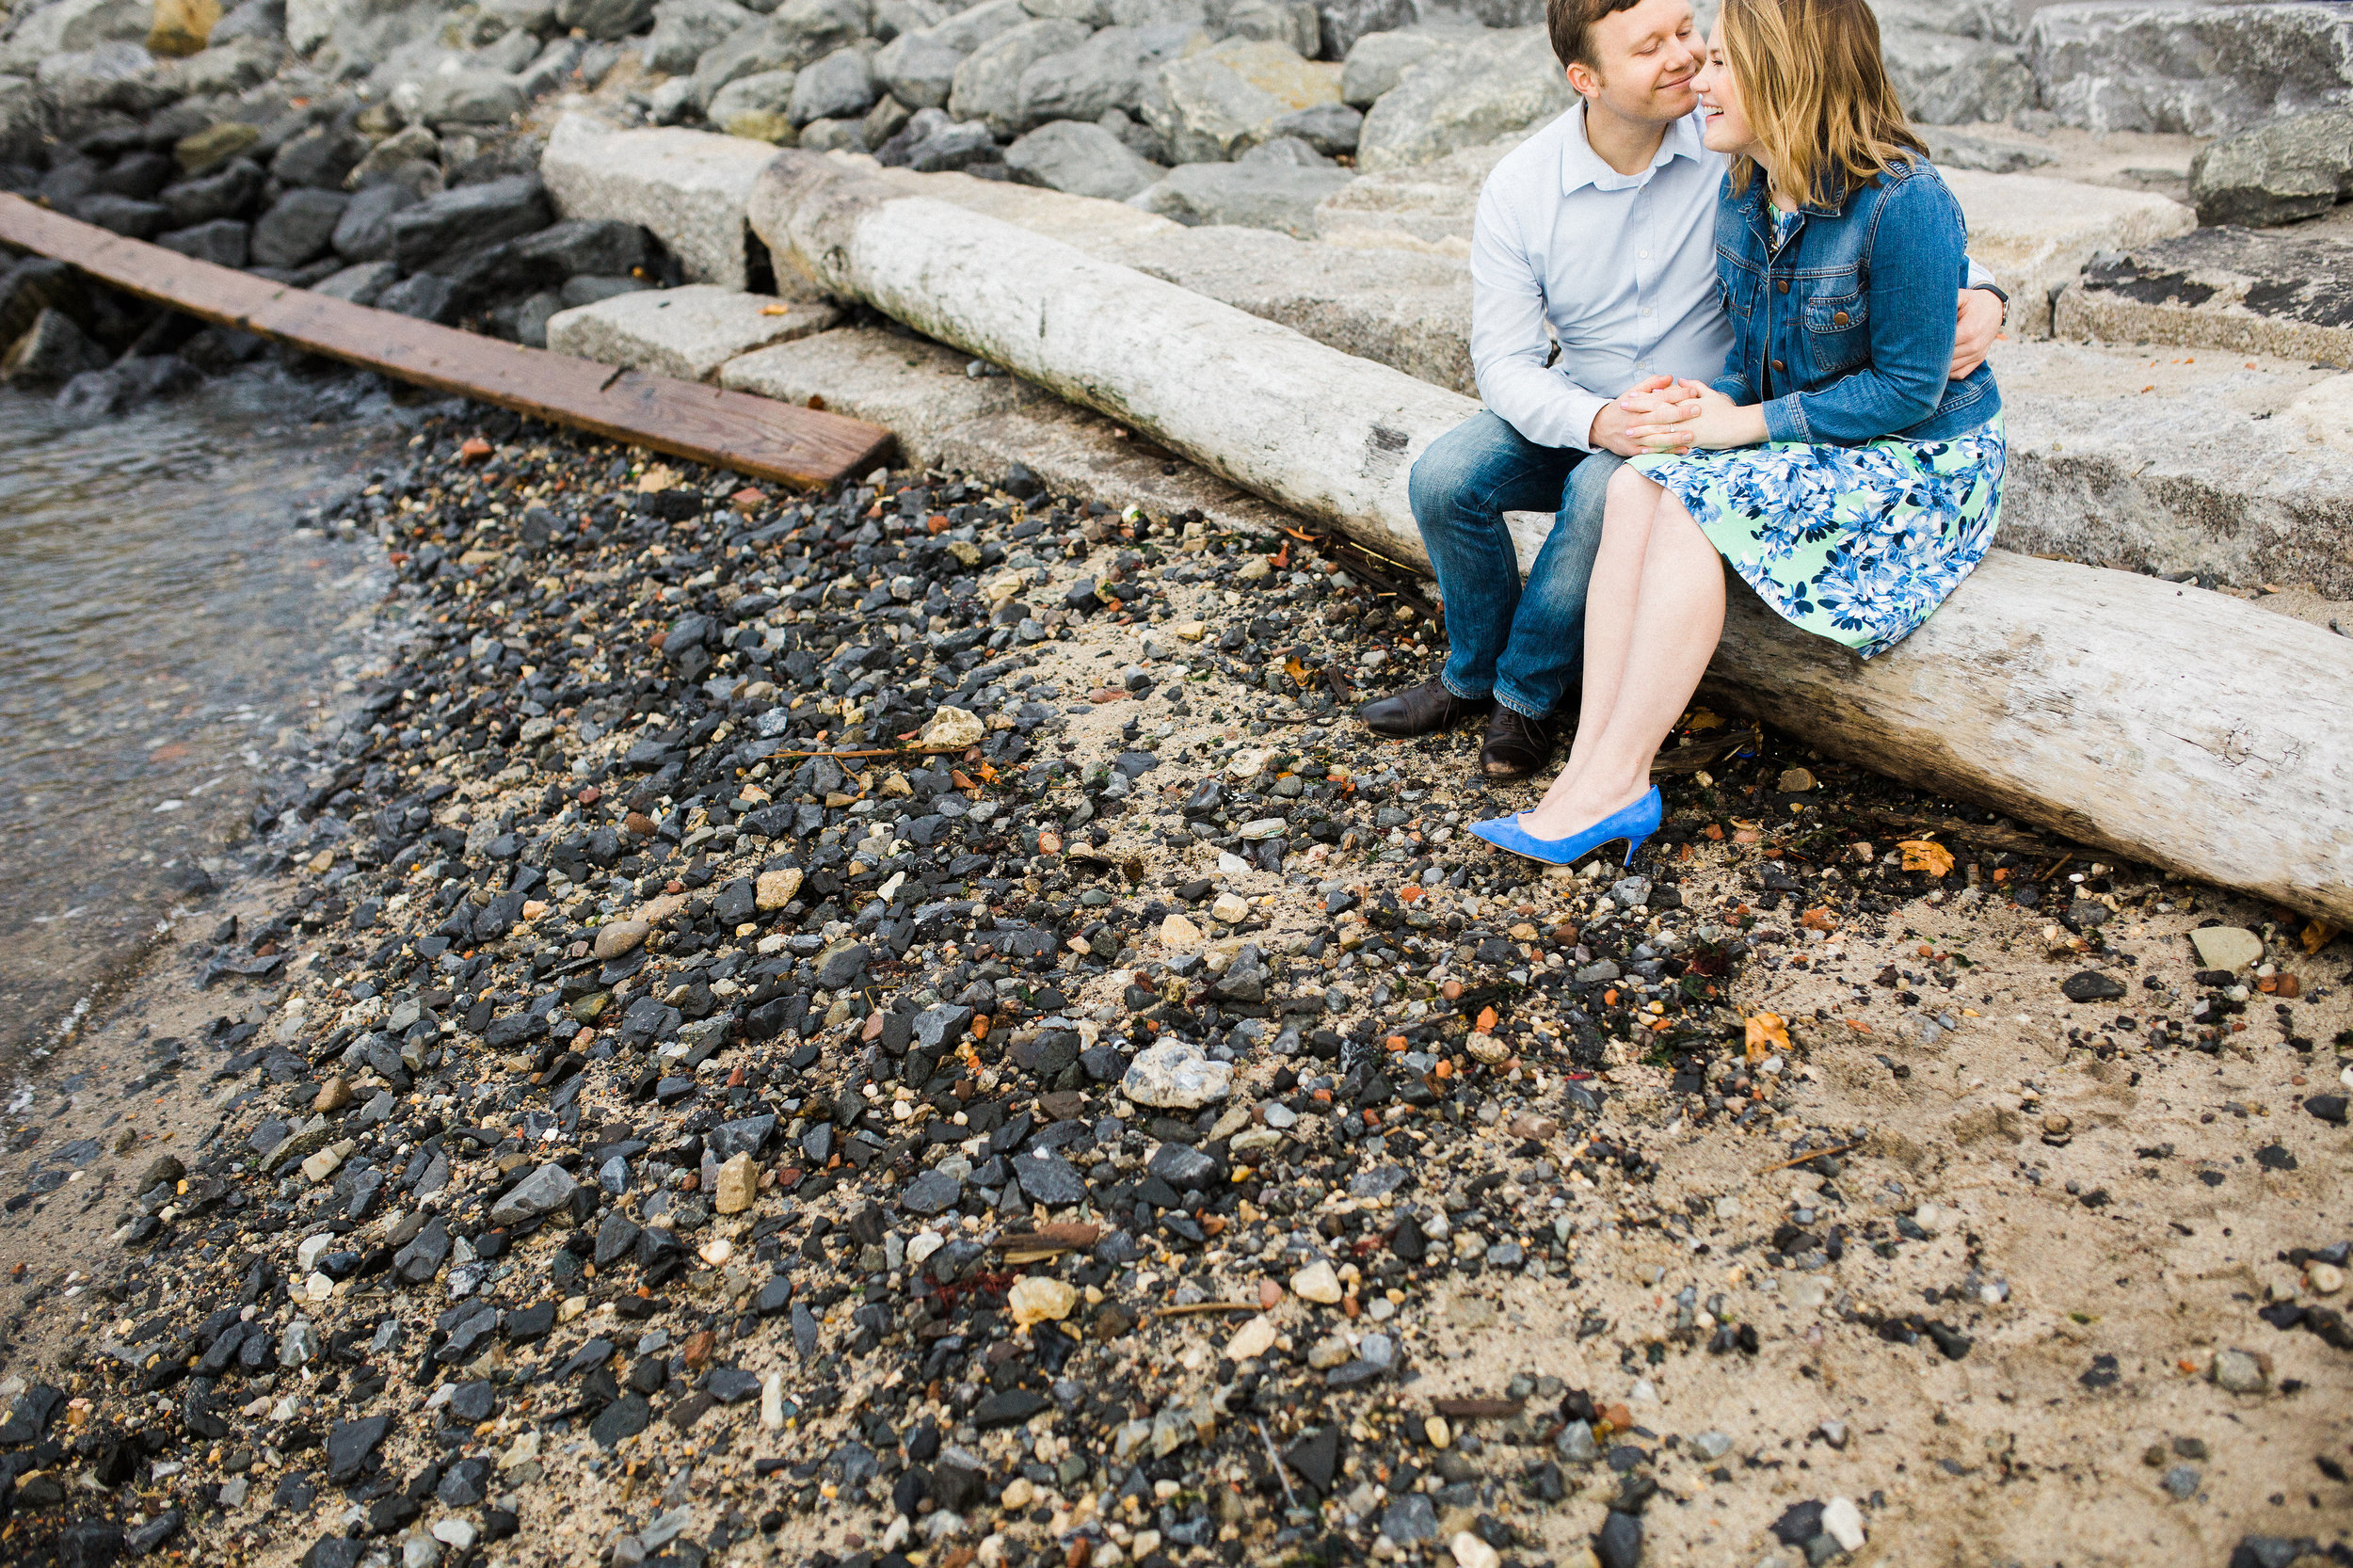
[1801, 289, 1870, 378]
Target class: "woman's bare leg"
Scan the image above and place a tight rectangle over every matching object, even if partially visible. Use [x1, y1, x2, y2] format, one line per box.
[1518, 484, 1725, 839]
[1545, 464, 1662, 800]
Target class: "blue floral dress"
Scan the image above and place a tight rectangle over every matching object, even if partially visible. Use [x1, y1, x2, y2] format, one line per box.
[1632, 212, 2007, 659]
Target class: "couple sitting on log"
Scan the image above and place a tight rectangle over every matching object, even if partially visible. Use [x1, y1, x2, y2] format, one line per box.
[1358, 0, 2009, 866]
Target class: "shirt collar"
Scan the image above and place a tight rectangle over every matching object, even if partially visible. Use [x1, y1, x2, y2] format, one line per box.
[1560, 102, 1705, 196]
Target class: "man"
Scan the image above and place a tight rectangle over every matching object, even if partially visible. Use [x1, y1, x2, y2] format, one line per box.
[1357, 0, 2004, 776]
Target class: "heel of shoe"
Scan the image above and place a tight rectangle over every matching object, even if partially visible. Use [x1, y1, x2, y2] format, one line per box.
[1621, 832, 1653, 867]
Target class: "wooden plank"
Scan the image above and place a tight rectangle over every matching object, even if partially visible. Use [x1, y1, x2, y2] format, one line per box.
[0, 193, 892, 488]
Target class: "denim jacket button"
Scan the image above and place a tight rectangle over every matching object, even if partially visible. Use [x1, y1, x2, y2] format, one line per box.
[1833, 310, 1849, 327]
[1777, 279, 1790, 294]
[1771, 359, 1786, 373]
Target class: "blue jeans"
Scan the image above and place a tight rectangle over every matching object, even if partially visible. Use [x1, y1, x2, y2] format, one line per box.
[1408, 409, 1620, 720]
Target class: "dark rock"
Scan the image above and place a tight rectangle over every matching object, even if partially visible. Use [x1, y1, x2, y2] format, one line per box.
[2060, 970, 2127, 1003]
[591, 1391, 651, 1446]
[330, 181, 419, 263]
[972, 1388, 1051, 1428]
[249, 188, 349, 268]
[390, 175, 554, 274]
[155, 218, 249, 267]
[324, 1413, 392, 1482]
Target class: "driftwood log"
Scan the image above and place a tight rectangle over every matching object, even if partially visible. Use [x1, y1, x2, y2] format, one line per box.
[748, 152, 2353, 923]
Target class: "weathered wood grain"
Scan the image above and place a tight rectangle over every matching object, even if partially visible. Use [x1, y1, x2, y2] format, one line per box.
[0, 193, 891, 488]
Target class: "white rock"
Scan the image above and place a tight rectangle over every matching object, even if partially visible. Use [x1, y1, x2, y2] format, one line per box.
[1449, 1530, 1500, 1568]
[1209, 891, 1250, 924]
[2189, 924, 2264, 971]
[539, 113, 787, 291]
[1225, 1314, 1277, 1361]
[921, 705, 986, 748]
[1122, 1040, 1232, 1108]
[1289, 1259, 1342, 1303]
[1159, 912, 1203, 948]
[1821, 1496, 1866, 1552]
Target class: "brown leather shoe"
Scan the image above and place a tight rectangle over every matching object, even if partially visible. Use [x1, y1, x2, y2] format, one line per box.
[1356, 680, 1491, 737]
[1481, 707, 1559, 778]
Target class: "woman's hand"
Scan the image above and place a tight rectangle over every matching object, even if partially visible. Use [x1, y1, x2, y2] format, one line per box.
[1613, 378, 1702, 455]
[1630, 381, 1769, 451]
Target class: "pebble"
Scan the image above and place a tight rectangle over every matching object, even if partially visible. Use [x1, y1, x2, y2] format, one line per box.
[1007, 1276, 1077, 1325]
[1121, 1039, 1232, 1108]
[1290, 1260, 1343, 1304]
[2210, 1348, 2270, 1394]
[2190, 925, 2263, 971]
[592, 919, 649, 960]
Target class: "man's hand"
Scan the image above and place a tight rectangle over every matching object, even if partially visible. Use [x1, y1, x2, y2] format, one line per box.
[1590, 374, 1698, 456]
[1627, 381, 1768, 451]
[1952, 288, 2004, 380]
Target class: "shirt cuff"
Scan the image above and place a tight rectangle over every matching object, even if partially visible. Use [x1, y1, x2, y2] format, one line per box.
[1557, 388, 1609, 455]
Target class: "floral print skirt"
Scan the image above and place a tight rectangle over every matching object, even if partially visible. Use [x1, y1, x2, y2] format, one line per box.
[1630, 415, 2006, 659]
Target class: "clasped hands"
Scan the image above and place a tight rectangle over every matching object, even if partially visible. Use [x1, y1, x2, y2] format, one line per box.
[1591, 376, 1740, 457]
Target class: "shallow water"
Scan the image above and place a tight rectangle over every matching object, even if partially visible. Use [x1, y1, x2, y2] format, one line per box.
[0, 370, 407, 1066]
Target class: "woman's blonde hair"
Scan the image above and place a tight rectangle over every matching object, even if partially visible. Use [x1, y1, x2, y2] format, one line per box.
[1718, 0, 1927, 206]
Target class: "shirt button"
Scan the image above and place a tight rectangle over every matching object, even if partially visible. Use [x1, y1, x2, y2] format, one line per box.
[1641, 307, 1653, 316]
[1639, 250, 1650, 260]
[1771, 359, 1786, 373]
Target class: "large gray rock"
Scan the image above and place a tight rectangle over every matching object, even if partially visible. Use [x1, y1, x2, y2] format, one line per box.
[1132, 157, 1350, 235]
[790, 43, 877, 124]
[874, 0, 1029, 107]
[315, 260, 401, 305]
[36, 42, 182, 114]
[286, 0, 486, 72]
[878, 105, 1002, 169]
[1879, 24, 2031, 125]
[1269, 99, 1359, 153]
[0, 0, 150, 73]
[1222, 0, 1317, 56]
[1871, 0, 2019, 45]
[539, 113, 783, 288]
[174, 35, 282, 96]
[1145, 35, 1342, 164]
[689, 0, 865, 109]
[1015, 23, 1197, 126]
[0, 74, 39, 163]
[1355, 25, 1569, 172]
[332, 180, 421, 261]
[250, 187, 350, 266]
[646, 0, 758, 74]
[2189, 105, 2353, 227]
[389, 173, 553, 273]
[710, 68, 799, 131]
[2, 308, 108, 384]
[554, 0, 656, 40]
[157, 218, 251, 266]
[951, 16, 1091, 134]
[1006, 117, 1163, 198]
[1315, 0, 1413, 61]
[1338, 26, 1463, 108]
[414, 69, 529, 125]
[2027, 0, 2353, 136]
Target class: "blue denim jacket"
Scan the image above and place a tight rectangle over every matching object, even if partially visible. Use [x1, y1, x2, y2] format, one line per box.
[1710, 155, 2000, 445]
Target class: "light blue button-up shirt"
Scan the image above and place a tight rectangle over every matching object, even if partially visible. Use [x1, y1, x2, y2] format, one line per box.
[1471, 101, 1991, 453]
[1470, 103, 1734, 454]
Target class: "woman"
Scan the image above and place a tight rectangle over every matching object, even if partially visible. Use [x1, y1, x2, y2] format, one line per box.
[1471, 0, 2004, 867]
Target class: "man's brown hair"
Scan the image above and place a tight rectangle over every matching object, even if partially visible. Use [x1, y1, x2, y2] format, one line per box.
[1546, 0, 1648, 72]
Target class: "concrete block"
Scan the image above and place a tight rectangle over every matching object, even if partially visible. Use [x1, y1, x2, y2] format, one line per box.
[1942, 168, 2195, 336]
[545, 284, 840, 381]
[539, 113, 783, 291]
[1992, 337, 2353, 598]
[718, 325, 1294, 532]
[2056, 221, 2353, 368]
[1309, 132, 1521, 247]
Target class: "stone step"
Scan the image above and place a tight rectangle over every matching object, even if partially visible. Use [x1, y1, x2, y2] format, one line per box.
[539, 114, 784, 293]
[544, 285, 838, 383]
[2054, 218, 2353, 368]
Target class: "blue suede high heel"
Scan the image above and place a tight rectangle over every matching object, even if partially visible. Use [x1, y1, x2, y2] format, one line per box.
[1468, 787, 1662, 867]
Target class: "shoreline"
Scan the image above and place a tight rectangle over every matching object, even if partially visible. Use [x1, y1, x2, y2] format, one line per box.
[0, 397, 2344, 1568]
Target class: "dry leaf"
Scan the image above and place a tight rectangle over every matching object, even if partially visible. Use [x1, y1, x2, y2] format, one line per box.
[1684, 709, 1724, 731]
[1745, 1013, 1789, 1061]
[1898, 840, 1955, 877]
[759, 303, 792, 315]
[2304, 919, 2340, 955]
[1285, 656, 1310, 685]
